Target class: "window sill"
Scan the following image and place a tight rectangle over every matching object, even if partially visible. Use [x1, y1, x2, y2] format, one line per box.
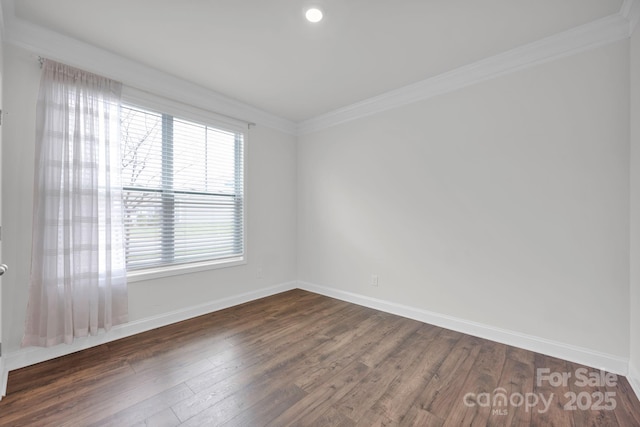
[126, 256, 246, 283]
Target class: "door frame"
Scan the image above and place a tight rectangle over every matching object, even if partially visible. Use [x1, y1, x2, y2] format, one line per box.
[0, 6, 6, 399]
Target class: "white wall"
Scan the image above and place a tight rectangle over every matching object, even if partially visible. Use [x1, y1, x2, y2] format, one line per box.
[1, 44, 298, 356]
[1, 27, 636, 384]
[630, 26, 640, 387]
[298, 40, 631, 360]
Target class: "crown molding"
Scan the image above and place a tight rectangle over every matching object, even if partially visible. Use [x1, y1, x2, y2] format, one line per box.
[622, 0, 640, 34]
[1, 3, 297, 135]
[1, 0, 636, 137]
[297, 9, 634, 135]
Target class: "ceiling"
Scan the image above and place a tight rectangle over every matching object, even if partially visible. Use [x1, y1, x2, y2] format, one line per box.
[10, 0, 625, 122]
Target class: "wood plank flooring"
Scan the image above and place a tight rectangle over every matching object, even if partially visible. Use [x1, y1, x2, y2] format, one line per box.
[1, 289, 639, 426]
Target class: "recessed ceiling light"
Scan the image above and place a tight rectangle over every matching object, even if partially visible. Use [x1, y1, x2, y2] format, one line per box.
[305, 7, 323, 23]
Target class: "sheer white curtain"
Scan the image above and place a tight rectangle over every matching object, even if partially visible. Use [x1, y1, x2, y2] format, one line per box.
[22, 60, 128, 347]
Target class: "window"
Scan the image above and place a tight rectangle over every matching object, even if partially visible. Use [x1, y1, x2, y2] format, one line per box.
[120, 103, 245, 274]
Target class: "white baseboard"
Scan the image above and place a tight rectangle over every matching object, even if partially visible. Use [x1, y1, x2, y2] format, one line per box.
[0, 357, 6, 400]
[297, 281, 629, 376]
[3, 281, 297, 374]
[3, 280, 634, 402]
[629, 362, 640, 402]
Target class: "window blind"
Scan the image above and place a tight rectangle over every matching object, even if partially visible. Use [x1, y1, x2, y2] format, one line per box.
[120, 105, 244, 271]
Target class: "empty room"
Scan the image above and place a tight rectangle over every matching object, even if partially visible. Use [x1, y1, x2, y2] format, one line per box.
[0, 0, 640, 425]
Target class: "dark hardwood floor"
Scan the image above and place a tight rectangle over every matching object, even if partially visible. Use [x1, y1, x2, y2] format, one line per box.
[1, 289, 639, 426]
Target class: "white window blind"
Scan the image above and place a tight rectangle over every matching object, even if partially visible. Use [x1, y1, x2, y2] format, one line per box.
[120, 104, 244, 271]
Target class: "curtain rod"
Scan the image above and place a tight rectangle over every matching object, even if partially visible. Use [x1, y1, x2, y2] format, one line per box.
[36, 56, 256, 130]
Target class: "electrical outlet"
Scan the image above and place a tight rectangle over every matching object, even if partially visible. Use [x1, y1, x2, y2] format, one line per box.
[371, 274, 379, 287]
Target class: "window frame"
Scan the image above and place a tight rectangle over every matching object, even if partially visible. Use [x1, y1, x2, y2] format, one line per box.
[121, 87, 248, 282]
